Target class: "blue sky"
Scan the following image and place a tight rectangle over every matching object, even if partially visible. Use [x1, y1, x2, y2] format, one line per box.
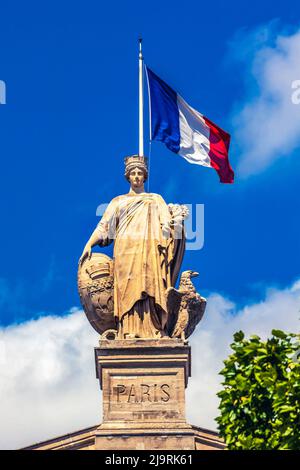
[1, 0, 300, 326]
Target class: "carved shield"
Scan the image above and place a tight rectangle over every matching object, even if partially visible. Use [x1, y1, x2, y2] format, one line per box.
[77, 253, 116, 334]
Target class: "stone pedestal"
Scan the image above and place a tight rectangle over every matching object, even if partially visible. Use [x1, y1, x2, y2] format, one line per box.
[94, 338, 195, 450]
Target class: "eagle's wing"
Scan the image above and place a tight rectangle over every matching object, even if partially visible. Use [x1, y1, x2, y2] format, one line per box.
[185, 295, 207, 339]
[166, 287, 184, 336]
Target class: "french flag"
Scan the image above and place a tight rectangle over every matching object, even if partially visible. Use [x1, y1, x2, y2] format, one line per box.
[146, 67, 234, 184]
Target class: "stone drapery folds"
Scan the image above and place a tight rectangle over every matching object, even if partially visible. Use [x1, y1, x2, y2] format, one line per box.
[95, 192, 185, 338]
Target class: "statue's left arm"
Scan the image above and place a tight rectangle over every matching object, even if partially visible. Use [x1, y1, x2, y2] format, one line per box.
[156, 194, 172, 238]
[156, 195, 189, 287]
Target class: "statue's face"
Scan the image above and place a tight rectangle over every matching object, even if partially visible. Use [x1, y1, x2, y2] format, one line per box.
[129, 167, 145, 188]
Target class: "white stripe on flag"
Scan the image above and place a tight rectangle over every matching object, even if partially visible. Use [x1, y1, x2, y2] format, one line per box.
[177, 95, 212, 167]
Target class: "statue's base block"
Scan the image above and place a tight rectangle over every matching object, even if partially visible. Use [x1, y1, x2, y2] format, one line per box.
[95, 431, 195, 451]
[94, 338, 195, 450]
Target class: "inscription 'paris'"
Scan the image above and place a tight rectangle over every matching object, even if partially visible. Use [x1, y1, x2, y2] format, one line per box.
[114, 383, 171, 403]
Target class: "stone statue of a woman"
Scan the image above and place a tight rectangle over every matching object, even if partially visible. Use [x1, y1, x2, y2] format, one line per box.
[79, 155, 186, 339]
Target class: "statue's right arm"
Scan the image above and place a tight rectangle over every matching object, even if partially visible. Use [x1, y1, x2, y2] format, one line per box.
[79, 198, 117, 265]
[79, 228, 102, 265]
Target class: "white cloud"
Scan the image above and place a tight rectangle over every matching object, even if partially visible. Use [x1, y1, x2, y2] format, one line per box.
[0, 280, 300, 449]
[230, 23, 300, 176]
[186, 280, 300, 430]
[0, 310, 99, 449]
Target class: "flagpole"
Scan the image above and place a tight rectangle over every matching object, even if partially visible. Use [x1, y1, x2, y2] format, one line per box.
[138, 37, 144, 156]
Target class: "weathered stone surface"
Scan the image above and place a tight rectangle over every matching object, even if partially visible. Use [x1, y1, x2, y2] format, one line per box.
[22, 425, 98, 450]
[21, 329, 225, 451]
[94, 338, 196, 450]
[22, 424, 225, 450]
[79, 155, 194, 340]
[77, 253, 116, 335]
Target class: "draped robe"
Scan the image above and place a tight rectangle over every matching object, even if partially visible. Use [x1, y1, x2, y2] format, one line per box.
[96, 192, 185, 338]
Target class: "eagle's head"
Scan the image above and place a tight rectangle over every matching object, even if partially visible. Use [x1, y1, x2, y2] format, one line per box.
[182, 270, 199, 279]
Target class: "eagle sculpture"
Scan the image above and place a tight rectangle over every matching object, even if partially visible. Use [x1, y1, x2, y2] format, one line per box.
[166, 270, 206, 340]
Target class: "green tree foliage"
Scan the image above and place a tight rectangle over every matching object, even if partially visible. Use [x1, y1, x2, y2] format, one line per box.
[216, 330, 300, 449]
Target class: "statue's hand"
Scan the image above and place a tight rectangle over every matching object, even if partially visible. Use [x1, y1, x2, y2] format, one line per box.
[79, 244, 92, 266]
[161, 223, 171, 239]
[181, 205, 189, 220]
[168, 203, 189, 221]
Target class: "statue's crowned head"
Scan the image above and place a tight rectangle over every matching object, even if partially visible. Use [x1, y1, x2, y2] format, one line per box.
[124, 155, 148, 182]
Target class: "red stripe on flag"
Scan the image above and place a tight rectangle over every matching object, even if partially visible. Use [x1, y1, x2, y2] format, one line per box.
[203, 115, 234, 184]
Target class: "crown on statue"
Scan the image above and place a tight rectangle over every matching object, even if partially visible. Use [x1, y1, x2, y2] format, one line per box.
[124, 154, 148, 181]
[124, 154, 148, 169]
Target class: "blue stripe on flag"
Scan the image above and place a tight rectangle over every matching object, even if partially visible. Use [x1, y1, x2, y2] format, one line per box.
[146, 67, 180, 153]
